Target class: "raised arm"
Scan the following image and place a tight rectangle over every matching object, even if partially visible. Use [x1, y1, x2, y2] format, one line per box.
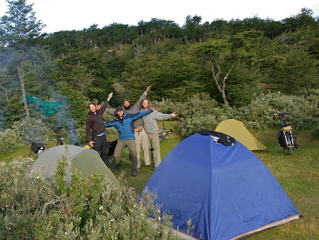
[130, 108, 154, 121]
[105, 108, 116, 116]
[104, 119, 117, 128]
[153, 110, 178, 120]
[132, 86, 151, 110]
[99, 92, 113, 113]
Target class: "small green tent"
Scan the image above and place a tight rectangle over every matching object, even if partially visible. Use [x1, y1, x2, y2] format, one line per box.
[30, 145, 119, 185]
[215, 119, 267, 151]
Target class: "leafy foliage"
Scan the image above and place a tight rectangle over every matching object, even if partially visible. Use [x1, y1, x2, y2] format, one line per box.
[0, 158, 181, 239]
[0, 4, 319, 140]
[0, 117, 50, 154]
[153, 91, 319, 138]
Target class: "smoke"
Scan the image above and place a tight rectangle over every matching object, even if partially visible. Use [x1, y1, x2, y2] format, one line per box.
[0, 105, 6, 132]
[52, 93, 80, 144]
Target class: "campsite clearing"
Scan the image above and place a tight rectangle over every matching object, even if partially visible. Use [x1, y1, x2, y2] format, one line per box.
[2, 128, 319, 239]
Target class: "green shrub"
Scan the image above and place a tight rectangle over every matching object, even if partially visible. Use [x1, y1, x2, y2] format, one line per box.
[311, 126, 319, 140]
[0, 117, 51, 154]
[0, 129, 25, 154]
[0, 158, 181, 239]
[153, 91, 319, 137]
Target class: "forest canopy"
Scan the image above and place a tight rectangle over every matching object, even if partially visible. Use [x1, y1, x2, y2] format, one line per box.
[0, 1, 318, 132]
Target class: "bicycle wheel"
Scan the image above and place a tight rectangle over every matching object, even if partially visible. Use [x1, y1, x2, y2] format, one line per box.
[288, 146, 294, 155]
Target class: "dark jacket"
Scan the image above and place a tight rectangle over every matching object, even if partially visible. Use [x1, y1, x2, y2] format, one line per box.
[86, 100, 109, 142]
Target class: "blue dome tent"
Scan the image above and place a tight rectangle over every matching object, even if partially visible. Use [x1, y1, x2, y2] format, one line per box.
[141, 131, 300, 240]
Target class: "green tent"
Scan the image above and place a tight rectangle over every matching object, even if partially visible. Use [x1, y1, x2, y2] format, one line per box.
[215, 119, 267, 151]
[30, 145, 119, 185]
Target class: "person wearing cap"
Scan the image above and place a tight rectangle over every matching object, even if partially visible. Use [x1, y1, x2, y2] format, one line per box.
[105, 86, 152, 170]
[141, 99, 178, 170]
[86, 92, 113, 167]
[104, 106, 154, 177]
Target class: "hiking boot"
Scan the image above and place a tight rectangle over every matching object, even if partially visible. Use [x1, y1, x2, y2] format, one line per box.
[113, 164, 120, 172]
[132, 171, 137, 177]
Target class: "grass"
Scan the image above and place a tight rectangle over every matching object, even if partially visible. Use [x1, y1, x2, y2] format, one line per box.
[249, 130, 319, 239]
[111, 121, 183, 194]
[2, 124, 319, 239]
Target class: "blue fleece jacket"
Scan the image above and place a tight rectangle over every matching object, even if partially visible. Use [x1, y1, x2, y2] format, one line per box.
[104, 109, 152, 141]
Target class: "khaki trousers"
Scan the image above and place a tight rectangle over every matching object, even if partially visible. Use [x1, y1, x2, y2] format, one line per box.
[147, 133, 161, 168]
[135, 129, 150, 168]
[113, 139, 137, 172]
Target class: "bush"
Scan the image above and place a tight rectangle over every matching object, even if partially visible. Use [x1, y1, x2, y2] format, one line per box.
[0, 129, 25, 154]
[0, 158, 181, 239]
[0, 117, 51, 154]
[153, 91, 319, 137]
[311, 126, 319, 140]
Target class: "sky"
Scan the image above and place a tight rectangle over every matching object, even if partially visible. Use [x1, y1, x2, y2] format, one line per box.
[1, 0, 319, 34]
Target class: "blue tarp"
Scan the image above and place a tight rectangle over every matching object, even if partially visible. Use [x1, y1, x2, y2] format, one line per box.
[141, 133, 300, 240]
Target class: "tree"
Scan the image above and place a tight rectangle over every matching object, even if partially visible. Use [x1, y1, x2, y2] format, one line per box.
[282, 8, 317, 32]
[183, 15, 206, 43]
[195, 39, 234, 105]
[0, 0, 45, 117]
[195, 31, 262, 105]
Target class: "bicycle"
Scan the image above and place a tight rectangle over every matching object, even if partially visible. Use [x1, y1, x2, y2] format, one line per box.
[158, 128, 173, 142]
[27, 136, 63, 160]
[27, 140, 47, 159]
[271, 112, 298, 155]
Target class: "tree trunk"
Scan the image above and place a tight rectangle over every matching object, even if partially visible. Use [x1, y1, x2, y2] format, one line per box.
[0, 85, 9, 101]
[17, 61, 30, 117]
[211, 61, 234, 105]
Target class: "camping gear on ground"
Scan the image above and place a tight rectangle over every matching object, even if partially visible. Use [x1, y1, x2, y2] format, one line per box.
[271, 112, 298, 155]
[158, 121, 173, 142]
[30, 145, 119, 185]
[107, 139, 118, 165]
[54, 136, 65, 145]
[215, 119, 267, 151]
[141, 131, 300, 240]
[27, 140, 47, 159]
[158, 128, 173, 141]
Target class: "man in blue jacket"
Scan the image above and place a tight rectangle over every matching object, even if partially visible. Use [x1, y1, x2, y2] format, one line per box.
[105, 106, 153, 176]
[105, 86, 152, 169]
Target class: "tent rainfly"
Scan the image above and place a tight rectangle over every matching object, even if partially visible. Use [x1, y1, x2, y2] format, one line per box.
[30, 145, 119, 185]
[215, 119, 267, 151]
[141, 131, 300, 240]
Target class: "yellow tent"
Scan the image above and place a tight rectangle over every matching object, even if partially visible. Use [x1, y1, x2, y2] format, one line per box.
[215, 119, 267, 151]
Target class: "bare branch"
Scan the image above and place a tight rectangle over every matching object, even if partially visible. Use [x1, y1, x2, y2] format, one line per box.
[0, 85, 9, 101]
